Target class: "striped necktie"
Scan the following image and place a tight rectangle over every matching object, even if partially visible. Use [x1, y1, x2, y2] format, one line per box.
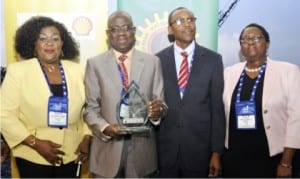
[118, 54, 128, 89]
[178, 51, 189, 90]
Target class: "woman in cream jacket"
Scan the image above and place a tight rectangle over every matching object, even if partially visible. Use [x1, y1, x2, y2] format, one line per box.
[1, 16, 91, 178]
[222, 23, 300, 178]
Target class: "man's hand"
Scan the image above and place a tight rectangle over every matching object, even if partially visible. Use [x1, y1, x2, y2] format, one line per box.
[208, 152, 222, 177]
[103, 124, 128, 137]
[148, 99, 167, 120]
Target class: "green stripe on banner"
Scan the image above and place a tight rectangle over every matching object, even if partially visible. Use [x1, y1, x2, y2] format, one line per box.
[117, 0, 219, 54]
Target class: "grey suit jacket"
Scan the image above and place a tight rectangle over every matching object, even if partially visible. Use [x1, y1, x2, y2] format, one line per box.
[156, 43, 225, 174]
[84, 49, 164, 177]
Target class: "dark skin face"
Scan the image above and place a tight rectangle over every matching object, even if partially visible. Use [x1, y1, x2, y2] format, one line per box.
[240, 27, 269, 68]
[35, 26, 63, 65]
[168, 9, 196, 49]
[103, 12, 165, 138]
[106, 12, 136, 54]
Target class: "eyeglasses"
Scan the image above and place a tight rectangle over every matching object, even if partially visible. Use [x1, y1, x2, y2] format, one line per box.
[170, 17, 197, 26]
[240, 35, 264, 44]
[106, 25, 135, 34]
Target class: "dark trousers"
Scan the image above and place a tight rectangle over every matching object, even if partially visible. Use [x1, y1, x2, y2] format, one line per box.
[1, 153, 11, 178]
[293, 149, 300, 178]
[159, 152, 208, 178]
[15, 157, 78, 178]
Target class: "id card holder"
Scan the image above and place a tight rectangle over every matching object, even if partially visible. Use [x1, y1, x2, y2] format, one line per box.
[235, 101, 257, 130]
[48, 96, 68, 128]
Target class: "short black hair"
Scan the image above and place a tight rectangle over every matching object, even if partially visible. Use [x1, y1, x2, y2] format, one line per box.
[14, 16, 79, 60]
[167, 7, 187, 42]
[239, 23, 270, 43]
[168, 7, 188, 26]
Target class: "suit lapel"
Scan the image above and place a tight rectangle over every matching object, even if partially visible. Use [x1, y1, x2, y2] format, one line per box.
[130, 50, 144, 85]
[164, 46, 182, 101]
[181, 44, 204, 101]
[104, 50, 123, 92]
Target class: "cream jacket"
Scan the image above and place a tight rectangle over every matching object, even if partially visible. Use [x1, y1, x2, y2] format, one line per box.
[1, 58, 90, 165]
[223, 58, 300, 156]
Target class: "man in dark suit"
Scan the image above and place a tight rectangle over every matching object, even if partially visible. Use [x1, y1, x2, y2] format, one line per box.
[84, 11, 166, 178]
[156, 7, 225, 178]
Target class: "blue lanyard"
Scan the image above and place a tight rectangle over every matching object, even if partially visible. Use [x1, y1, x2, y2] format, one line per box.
[236, 62, 266, 102]
[117, 63, 127, 95]
[39, 61, 68, 97]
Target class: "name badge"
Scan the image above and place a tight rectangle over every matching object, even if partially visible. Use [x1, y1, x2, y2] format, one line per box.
[235, 101, 256, 130]
[48, 96, 68, 128]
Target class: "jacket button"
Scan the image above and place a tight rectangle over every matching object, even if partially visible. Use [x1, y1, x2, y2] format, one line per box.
[263, 110, 268, 114]
[266, 125, 270, 130]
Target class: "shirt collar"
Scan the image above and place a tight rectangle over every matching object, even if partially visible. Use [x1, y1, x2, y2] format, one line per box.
[113, 48, 134, 62]
[174, 41, 195, 57]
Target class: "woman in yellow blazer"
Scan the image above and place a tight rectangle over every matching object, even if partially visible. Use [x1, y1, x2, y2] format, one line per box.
[1, 16, 91, 178]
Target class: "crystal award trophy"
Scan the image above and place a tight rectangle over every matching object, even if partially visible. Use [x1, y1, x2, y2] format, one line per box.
[117, 81, 151, 134]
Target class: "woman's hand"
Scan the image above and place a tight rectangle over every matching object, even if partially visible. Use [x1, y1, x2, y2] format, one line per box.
[277, 147, 295, 177]
[75, 135, 91, 163]
[277, 163, 292, 177]
[34, 138, 65, 165]
[1, 141, 10, 163]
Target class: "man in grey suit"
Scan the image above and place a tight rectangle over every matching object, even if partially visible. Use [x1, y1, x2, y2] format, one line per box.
[84, 11, 166, 178]
[156, 7, 225, 178]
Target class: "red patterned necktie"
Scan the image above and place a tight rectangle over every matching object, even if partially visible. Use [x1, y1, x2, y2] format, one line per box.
[178, 51, 189, 89]
[118, 54, 128, 89]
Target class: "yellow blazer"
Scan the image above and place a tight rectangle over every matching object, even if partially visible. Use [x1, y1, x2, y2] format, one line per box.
[1, 58, 90, 165]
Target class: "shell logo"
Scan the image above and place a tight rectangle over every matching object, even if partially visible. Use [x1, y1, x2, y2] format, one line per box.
[72, 16, 93, 36]
[136, 12, 169, 54]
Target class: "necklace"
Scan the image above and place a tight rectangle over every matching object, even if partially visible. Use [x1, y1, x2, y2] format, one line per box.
[48, 65, 55, 72]
[42, 65, 56, 73]
[245, 66, 261, 73]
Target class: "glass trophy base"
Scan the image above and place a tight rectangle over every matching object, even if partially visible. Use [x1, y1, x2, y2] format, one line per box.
[117, 126, 151, 134]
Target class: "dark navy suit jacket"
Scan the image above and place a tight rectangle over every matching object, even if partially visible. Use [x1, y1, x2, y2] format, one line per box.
[156, 43, 225, 174]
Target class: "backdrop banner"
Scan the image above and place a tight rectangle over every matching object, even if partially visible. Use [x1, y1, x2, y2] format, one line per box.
[117, 0, 219, 54]
[4, 0, 108, 66]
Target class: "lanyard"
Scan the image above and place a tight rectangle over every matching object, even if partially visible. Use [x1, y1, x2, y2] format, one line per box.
[117, 63, 127, 96]
[236, 62, 266, 102]
[39, 61, 68, 97]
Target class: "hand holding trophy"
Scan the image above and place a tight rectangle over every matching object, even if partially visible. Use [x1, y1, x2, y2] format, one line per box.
[117, 81, 151, 134]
